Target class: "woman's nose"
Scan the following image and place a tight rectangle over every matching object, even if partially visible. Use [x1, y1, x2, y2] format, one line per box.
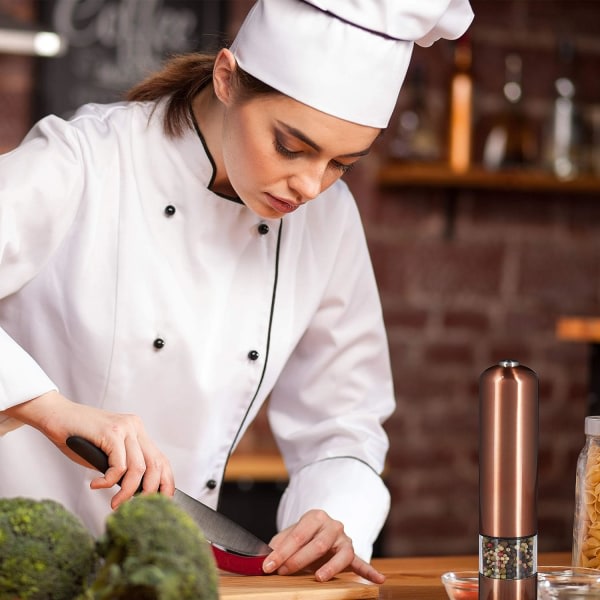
[288, 164, 326, 201]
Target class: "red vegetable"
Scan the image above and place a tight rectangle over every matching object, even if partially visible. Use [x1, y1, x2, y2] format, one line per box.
[451, 581, 478, 600]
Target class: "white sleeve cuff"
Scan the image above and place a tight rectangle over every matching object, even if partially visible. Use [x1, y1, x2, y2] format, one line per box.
[276, 456, 390, 561]
[0, 327, 57, 412]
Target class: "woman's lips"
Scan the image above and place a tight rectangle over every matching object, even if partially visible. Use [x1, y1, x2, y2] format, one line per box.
[265, 193, 299, 214]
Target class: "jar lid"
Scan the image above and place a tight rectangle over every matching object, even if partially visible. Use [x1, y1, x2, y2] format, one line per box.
[585, 416, 600, 435]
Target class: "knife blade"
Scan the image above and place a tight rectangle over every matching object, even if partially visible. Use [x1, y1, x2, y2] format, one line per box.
[66, 435, 272, 575]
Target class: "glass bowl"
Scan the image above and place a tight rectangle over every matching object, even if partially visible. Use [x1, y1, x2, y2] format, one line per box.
[441, 567, 600, 600]
[538, 566, 600, 599]
[440, 571, 478, 600]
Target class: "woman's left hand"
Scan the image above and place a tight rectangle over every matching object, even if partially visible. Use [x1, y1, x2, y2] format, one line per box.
[262, 509, 385, 583]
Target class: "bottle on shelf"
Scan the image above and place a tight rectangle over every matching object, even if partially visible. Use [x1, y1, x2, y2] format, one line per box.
[388, 65, 441, 163]
[543, 39, 584, 180]
[482, 52, 538, 171]
[448, 34, 473, 173]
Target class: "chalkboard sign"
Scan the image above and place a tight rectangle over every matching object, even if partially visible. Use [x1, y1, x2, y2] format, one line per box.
[35, 0, 227, 120]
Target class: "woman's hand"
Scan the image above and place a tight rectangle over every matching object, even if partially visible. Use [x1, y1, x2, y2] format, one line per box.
[3, 390, 175, 508]
[262, 509, 385, 584]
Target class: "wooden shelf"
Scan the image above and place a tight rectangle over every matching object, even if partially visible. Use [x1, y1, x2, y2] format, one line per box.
[556, 316, 600, 343]
[224, 453, 288, 482]
[378, 162, 600, 195]
[224, 454, 389, 482]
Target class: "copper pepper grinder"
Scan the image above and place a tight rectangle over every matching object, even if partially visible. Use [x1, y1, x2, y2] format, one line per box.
[479, 360, 539, 600]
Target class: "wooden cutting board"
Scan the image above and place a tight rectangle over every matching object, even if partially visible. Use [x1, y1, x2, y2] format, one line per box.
[218, 571, 379, 599]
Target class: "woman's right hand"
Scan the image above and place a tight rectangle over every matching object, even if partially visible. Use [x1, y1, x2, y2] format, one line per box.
[3, 390, 175, 509]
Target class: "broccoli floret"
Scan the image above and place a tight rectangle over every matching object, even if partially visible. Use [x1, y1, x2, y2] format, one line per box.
[0, 497, 97, 600]
[83, 493, 218, 600]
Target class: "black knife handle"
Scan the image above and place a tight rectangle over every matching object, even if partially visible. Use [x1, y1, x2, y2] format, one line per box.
[66, 435, 142, 493]
[67, 436, 109, 473]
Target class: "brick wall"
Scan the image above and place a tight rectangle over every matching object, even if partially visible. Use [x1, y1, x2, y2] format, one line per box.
[351, 173, 597, 556]
[2, 0, 599, 558]
[0, 0, 35, 153]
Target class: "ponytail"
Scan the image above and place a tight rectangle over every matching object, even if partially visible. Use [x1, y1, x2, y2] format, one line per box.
[127, 53, 216, 137]
[127, 52, 279, 138]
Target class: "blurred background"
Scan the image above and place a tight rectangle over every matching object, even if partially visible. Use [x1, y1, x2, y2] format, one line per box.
[1, 0, 600, 558]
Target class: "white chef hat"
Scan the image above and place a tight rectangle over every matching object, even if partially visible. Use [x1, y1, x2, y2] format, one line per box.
[230, 0, 474, 128]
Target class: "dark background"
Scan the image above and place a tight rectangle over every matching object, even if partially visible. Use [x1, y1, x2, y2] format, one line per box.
[35, 0, 227, 119]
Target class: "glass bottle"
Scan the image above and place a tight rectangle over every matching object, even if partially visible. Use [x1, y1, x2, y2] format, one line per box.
[573, 416, 600, 568]
[482, 53, 538, 170]
[388, 65, 441, 162]
[543, 39, 584, 180]
[448, 35, 473, 173]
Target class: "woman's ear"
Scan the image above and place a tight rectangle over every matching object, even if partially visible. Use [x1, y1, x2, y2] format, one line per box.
[213, 48, 237, 105]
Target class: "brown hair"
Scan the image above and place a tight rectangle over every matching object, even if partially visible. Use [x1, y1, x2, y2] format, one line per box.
[127, 53, 278, 137]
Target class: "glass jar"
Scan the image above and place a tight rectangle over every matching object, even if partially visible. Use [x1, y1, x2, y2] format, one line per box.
[572, 416, 600, 568]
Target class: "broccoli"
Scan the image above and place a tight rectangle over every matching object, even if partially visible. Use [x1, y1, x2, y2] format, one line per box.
[0, 496, 97, 600]
[81, 493, 219, 600]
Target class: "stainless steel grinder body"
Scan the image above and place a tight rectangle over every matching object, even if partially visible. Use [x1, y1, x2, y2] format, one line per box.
[479, 361, 539, 600]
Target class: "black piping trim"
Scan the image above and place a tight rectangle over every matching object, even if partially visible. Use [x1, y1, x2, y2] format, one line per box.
[298, 0, 410, 42]
[189, 107, 243, 205]
[297, 455, 384, 479]
[216, 219, 283, 509]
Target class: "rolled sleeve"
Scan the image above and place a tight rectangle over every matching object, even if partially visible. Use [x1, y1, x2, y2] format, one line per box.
[0, 328, 57, 434]
[0, 113, 82, 420]
[276, 457, 390, 561]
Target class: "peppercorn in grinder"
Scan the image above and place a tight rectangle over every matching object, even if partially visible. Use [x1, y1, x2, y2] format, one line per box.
[479, 361, 539, 600]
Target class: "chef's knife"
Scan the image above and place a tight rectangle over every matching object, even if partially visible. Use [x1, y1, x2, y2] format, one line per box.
[66, 435, 272, 575]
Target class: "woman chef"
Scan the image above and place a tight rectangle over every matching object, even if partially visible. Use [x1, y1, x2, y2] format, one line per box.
[0, 0, 472, 583]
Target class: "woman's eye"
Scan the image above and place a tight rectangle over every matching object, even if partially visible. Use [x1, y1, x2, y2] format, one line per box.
[275, 137, 355, 175]
[274, 139, 300, 159]
[331, 160, 355, 175]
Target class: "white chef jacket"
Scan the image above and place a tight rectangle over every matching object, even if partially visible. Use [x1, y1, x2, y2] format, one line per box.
[0, 100, 394, 559]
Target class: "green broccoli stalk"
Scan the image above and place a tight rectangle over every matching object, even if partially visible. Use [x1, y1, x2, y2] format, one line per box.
[0, 497, 97, 600]
[82, 493, 218, 600]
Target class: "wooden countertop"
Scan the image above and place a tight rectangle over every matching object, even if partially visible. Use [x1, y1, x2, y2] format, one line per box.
[218, 551, 571, 599]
